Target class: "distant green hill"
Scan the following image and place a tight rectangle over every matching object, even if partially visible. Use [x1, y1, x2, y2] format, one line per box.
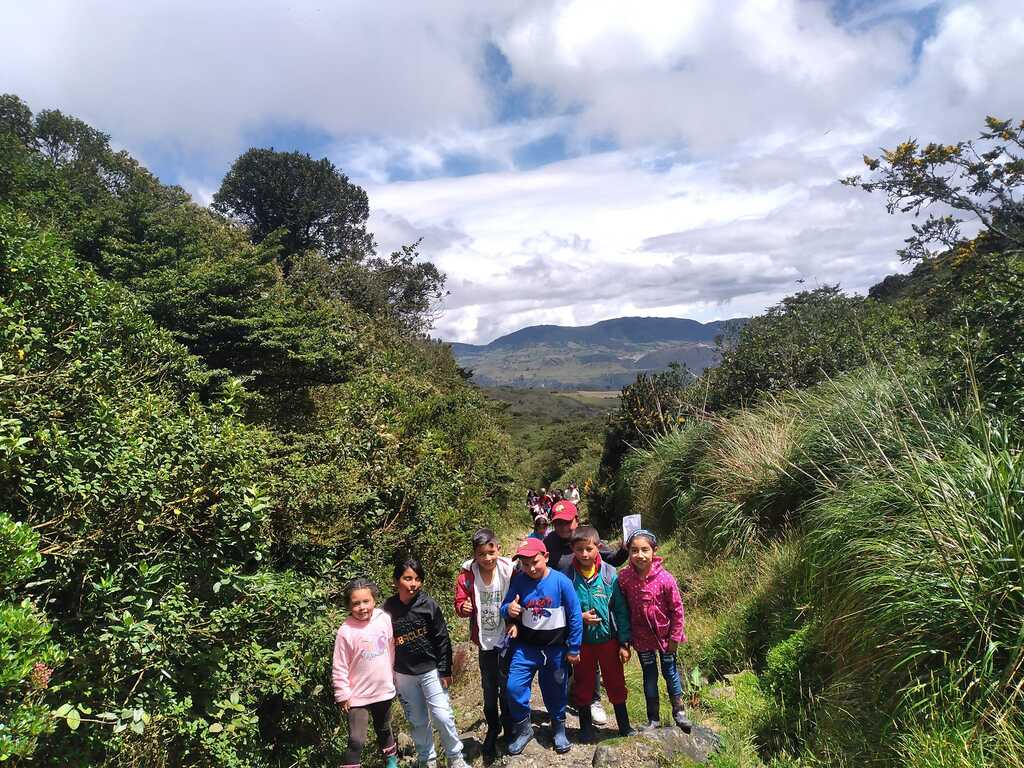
[447, 316, 745, 389]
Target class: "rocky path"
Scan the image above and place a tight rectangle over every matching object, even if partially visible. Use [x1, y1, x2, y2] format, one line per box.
[439, 641, 721, 768]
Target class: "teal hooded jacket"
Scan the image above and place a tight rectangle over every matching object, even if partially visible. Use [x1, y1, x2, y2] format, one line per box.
[560, 557, 631, 646]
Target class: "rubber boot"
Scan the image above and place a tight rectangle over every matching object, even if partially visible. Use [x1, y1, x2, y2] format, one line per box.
[671, 694, 693, 734]
[577, 704, 596, 743]
[642, 696, 660, 731]
[506, 716, 534, 756]
[551, 718, 571, 754]
[482, 724, 500, 759]
[613, 703, 636, 737]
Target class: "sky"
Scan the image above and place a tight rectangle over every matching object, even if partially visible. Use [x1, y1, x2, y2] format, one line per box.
[2, 0, 1022, 344]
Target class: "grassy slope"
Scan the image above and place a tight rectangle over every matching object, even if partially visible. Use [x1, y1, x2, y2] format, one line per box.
[613, 367, 1024, 768]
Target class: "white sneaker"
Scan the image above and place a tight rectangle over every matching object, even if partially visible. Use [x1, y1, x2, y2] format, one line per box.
[590, 701, 608, 726]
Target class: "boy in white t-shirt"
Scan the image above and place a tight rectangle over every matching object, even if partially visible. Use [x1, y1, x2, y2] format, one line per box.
[454, 529, 514, 758]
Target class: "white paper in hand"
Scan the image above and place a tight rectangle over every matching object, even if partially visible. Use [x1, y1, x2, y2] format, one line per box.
[622, 514, 642, 543]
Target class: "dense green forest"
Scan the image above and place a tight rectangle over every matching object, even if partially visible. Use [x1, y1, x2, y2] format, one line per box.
[585, 119, 1024, 767]
[0, 94, 514, 766]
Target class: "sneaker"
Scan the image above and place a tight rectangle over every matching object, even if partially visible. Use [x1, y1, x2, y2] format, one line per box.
[590, 700, 608, 726]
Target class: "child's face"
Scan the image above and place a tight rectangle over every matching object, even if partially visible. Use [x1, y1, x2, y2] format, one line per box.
[395, 568, 423, 603]
[520, 552, 548, 580]
[348, 588, 376, 621]
[572, 539, 600, 570]
[629, 537, 656, 572]
[534, 521, 548, 534]
[474, 541, 500, 572]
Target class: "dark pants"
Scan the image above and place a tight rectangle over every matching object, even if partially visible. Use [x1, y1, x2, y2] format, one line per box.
[638, 650, 683, 702]
[342, 698, 396, 767]
[480, 647, 509, 730]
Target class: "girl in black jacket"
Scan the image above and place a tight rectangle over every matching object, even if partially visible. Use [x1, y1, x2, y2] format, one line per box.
[384, 559, 468, 768]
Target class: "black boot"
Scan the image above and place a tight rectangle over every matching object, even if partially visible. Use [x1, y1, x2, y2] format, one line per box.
[613, 703, 636, 737]
[671, 694, 693, 734]
[642, 696, 660, 731]
[577, 704, 596, 743]
[482, 723, 500, 759]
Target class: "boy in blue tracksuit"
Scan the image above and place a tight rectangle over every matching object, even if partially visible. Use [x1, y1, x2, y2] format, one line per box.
[501, 538, 583, 755]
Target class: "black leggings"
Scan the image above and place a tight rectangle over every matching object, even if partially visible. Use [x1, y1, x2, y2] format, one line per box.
[343, 698, 396, 767]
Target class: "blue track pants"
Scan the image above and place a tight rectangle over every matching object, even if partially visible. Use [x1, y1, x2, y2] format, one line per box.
[505, 643, 569, 723]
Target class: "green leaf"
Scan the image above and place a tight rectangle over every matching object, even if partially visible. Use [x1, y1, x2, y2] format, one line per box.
[209, 722, 224, 733]
[130, 720, 145, 735]
[65, 709, 81, 731]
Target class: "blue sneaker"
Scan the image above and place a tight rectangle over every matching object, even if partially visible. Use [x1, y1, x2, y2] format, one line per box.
[507, 717, 534, 755]
[552, 719, 571, 754]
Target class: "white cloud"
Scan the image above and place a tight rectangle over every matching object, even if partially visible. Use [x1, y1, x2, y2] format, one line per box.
[3, 0, 1022, 345]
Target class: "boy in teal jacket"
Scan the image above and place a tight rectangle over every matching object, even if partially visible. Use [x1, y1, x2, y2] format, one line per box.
[560, 525, 634, 740]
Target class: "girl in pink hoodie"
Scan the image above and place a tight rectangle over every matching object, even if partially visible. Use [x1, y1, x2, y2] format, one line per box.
[332, 578, 398, 768]
[617, 529, 692, 733]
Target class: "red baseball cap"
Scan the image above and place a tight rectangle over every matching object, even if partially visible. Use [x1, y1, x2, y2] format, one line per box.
[514, 538, 548, 559]
[551, 500, 578, 522]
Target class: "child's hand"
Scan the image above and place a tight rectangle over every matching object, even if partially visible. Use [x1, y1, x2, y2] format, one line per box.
[618, 646, 631, 664]
[506, 624, 518, 638]
[667, 640, 678, 654]
[440, 676, 452, 689]
[456, 601, 473, 618]
[582, 609, 602, 625]
[339, 700, 350, 713]
[507, 594, 522, 619]
[567, 653, 581, 665]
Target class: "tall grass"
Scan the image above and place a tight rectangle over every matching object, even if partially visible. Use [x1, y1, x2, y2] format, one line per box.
[618, 363, 1024, 766]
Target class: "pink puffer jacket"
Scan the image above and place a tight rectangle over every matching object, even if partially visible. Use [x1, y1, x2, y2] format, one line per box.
[617, 556, 686, 652]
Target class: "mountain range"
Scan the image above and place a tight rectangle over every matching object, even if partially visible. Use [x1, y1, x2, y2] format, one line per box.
[447, 316, 745, 390]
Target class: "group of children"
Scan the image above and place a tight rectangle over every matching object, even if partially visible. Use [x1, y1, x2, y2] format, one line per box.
[331, 500, 689, 767]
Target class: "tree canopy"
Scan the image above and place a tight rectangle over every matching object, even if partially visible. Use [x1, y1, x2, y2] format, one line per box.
[212, 147, 375, 271]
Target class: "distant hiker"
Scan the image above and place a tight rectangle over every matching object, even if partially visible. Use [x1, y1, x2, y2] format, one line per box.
[543, 500, 627, 727]
[560, 526, 635, 741]
[617, 530, 692, 733]
[529, 514, 549, 540]
[501, 538, 583, 755]
[384, 559, 469, 768]
[454, 530, 515, 759]
[526, 488, 537, 508]
[332, 578, 399, 768]
[567, 482, 581, 505]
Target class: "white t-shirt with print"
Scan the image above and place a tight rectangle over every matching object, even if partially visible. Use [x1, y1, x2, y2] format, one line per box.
[473, 565, 507, 651]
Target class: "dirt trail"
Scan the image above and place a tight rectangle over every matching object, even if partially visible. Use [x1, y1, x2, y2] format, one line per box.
[441, 641, 720, 768]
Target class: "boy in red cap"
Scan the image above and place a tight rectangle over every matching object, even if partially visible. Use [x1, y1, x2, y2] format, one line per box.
[543, 500, 628, 727]
[500, 538, 583, 755]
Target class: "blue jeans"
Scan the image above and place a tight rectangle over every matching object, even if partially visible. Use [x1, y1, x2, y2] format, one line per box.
[638, 649, 683, 701]
[505, 643, 569, 723]
[394, 670, 463, 763]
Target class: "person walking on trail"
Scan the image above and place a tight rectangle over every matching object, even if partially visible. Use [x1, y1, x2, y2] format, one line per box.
[501, 538, 583, 755]
[617, 529, 692, 734]
[529, 513, 549, 540]
[453, 529, 515, 759]
[560, 526, 636, 741]
[567, 482, 581, 505]
[384, 559, 469, 768]
[542, 500, 627, 727]
[332, 578, 399, 768]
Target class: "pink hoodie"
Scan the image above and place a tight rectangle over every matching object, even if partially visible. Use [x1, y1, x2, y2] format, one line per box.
[617, 556, 686, 653]
[331, 608, 396, 706]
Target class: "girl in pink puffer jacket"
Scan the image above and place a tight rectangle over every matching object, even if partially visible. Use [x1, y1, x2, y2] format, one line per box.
[617, 529, 692, 733]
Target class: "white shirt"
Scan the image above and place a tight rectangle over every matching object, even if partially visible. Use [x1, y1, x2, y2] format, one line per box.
[474, 565, 508, 651]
